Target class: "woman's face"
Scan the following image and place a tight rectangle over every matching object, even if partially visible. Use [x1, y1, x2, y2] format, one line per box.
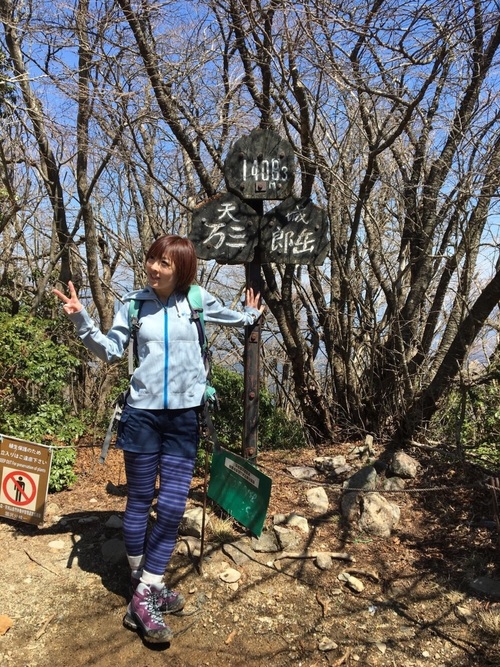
[146, 253, 177, 300]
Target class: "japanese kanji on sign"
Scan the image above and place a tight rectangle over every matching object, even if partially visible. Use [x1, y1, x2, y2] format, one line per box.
[261, 196, 329, 265]
[191, 193, 259, 264]
[0, 433, 53, 526]
[190, 127, 329, 267]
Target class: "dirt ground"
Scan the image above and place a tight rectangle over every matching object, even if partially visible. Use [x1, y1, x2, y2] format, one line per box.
[0, 440, 499, 667]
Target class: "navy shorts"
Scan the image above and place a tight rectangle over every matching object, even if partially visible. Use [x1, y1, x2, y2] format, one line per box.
[116, 404, 200, 458]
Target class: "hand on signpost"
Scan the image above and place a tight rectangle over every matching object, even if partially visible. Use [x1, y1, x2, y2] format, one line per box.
[53, 280, 84, 315]
[245, 287, 265, 315]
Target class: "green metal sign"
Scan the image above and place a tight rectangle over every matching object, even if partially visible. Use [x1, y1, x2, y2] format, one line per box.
[208, 447, 272, 537]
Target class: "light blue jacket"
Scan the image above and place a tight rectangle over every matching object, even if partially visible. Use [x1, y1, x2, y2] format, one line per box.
[69, 285, 261, 410]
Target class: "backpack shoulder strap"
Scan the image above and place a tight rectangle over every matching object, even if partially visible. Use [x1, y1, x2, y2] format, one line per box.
[187, 284, 207, 353]
[187, 284, 203, 318]
[128, 298, 143, 375]
[128, 298, 142, 326]
[187, 285, 218, 405]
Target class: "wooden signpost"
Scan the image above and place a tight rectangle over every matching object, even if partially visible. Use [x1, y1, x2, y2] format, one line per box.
[191, 192, 260, 264]
[223, 128, 296, 200]
[261, 196, 330, 265]
[190, 127, 328, 535]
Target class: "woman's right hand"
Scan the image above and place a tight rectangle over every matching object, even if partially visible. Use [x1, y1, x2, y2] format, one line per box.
[53, 280, 84, 315]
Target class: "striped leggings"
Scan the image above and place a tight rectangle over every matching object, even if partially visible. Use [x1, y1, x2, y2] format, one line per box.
[122, 448, 196, 575]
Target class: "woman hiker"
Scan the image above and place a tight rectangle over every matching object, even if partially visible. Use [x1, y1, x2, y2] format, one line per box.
[53, 234, 264, 643]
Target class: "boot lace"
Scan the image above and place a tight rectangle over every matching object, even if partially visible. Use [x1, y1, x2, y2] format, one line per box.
[145, 593, 165, 625]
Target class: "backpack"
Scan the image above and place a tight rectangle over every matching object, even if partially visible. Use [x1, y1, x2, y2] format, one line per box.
[128, 284, 217, 404]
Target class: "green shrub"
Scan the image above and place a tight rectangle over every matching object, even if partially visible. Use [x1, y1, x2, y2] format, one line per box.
[48, 446, 78, 492]
[205, 365, 305, 456]
[0, 311, 84, 491]
[431, 375, 500, 467]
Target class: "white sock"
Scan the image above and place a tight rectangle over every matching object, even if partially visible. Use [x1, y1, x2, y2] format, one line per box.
[127, 554, 145, 581]
[140, 569, 164, 589]
[127, 554, 144, 569]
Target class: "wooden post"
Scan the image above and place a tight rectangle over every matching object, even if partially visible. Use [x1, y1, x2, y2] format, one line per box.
[243, 215, 263, 461]
[191, 127, 298, 462]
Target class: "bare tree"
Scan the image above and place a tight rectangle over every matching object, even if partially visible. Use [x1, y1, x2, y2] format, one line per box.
[0, 0, 79, 297]
[1, 0, 499, 446]
[196, 0, 500, 443]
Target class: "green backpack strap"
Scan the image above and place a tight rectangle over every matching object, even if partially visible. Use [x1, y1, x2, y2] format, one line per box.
[187, 285, 217, 404]
[129, 298, 141, 326]
[187, 283, 203, 310]
[187, 284, 207, 354]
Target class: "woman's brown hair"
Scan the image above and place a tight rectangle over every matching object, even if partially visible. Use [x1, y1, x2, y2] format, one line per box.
[146, 235, 198, 294]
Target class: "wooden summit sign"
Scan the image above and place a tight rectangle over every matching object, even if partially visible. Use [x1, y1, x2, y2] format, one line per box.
[191, 193, 260, 264]
[224, 128, 295, 201]
[261, 196, 330, 265]
[190, 128, 329, 266]
[188, 128, 329, 529]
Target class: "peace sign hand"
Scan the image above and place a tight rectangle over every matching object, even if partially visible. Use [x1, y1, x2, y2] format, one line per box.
[53, 281, 84, 315]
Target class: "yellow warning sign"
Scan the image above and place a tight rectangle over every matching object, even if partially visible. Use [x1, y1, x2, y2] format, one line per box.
[0, 434, 52, 525]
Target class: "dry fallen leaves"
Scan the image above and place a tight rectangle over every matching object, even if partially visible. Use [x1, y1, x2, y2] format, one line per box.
[0, 614, 13, 635]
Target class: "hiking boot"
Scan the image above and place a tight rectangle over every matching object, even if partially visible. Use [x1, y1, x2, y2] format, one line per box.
[130, 575, 185, 614]
[156, 586, 185, 614]
[130, 574, 141, 597]
[123, 583, 173, 643]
